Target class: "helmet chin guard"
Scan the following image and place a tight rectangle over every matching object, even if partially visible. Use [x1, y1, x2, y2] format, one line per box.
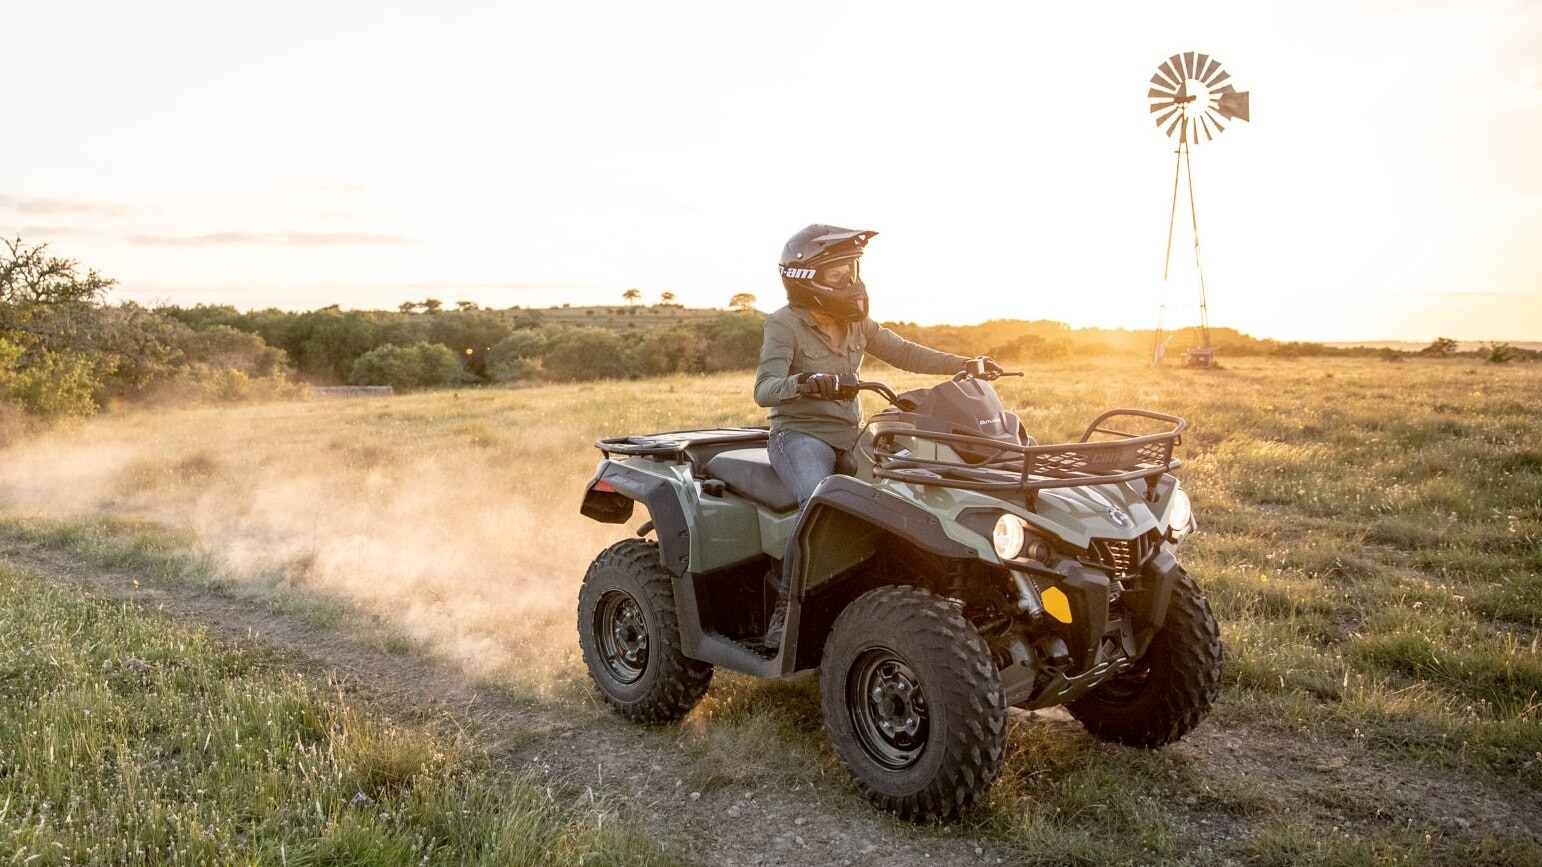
[779, 225, 876, 324]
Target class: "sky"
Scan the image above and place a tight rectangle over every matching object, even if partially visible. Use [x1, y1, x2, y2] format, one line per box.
[4, 0, 1539, 342]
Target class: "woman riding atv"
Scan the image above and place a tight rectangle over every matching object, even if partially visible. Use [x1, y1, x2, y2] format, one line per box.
[754, 224, 1001, 647]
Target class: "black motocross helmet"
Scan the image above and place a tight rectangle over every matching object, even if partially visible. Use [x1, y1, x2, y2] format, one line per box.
[778, 224, 876, 324]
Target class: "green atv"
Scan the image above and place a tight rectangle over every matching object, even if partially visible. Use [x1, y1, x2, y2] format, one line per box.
[577, 368, 1221, 820]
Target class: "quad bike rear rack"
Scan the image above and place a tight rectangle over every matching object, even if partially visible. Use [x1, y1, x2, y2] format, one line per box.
[595, 427, 770, 477]
[868, 409, 1185, 504]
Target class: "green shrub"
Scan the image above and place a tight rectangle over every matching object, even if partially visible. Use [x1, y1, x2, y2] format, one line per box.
[349, 342, 464, 389]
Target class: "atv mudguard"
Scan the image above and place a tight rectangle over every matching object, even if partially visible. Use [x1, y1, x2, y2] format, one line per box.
[581, 461, 693, 575]
[779, 475, 986, 671]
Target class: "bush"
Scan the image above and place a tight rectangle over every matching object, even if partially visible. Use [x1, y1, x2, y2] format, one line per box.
[1484, 342, 1523, 364]
[542, 328, 630, 381]
[349, 342, 464, 389]
[700, 313, 766, 373]
[0, 340, 104, 418]
[631, 326, 703, 376]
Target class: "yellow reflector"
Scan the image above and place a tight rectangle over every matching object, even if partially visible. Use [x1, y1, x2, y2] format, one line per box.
[1041, 586, 1073, 624]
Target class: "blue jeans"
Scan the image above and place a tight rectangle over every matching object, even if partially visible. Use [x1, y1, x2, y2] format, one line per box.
[768, 429, 857, 509]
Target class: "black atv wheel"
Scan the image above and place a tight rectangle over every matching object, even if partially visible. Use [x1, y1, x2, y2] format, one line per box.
[1067, 568, 1222, 747]
[578, 539, 713, 723]
[820, 585, 1007, 821]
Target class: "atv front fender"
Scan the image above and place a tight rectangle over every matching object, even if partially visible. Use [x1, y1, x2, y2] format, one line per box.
[790, 475, 980, 593]
[1120, 546, 1181, 657]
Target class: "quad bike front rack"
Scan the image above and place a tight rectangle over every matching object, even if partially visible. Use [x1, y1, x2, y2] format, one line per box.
[868, 409, 1186, 506]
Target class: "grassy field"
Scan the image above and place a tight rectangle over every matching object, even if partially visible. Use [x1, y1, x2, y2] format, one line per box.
[1, 355, 1538, 864]
[0, 558, 676, 865]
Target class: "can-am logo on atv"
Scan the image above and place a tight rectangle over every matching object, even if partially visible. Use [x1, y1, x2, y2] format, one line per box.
[1107, 508, 1132, 528]
[780, 266, 816, 279]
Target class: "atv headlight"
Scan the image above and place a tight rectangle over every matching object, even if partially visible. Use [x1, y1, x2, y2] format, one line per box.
[993, 514, 1027, 559]
[1168, 488, 1195, 543]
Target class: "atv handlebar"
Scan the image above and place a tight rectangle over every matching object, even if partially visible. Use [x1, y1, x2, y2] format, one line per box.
[955, 357, 1025, 382]
[853, 364, 1023, 409]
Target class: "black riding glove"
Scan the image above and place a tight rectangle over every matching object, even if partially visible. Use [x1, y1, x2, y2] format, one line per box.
[797, 372, 859, 400]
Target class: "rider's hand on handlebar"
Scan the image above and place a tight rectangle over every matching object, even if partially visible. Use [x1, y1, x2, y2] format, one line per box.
[962, 356, 1005, 378]
[797, 372, 860, 400]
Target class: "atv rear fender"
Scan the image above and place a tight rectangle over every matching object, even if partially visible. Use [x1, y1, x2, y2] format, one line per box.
[582, 460, 694, 574]
[582, 459, 767, 575]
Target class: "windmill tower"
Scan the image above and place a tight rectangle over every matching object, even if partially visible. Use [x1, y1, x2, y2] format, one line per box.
[1148, 51, 1250, 367]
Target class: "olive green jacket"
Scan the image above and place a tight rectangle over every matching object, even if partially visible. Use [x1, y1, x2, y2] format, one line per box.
[754, 305, 967, 450]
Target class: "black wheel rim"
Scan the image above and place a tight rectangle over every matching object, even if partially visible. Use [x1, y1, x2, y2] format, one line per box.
[595, 589, 648, 684]
[847, 648, 929, 769]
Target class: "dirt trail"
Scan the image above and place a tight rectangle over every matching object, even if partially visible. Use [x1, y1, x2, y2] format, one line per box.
[5, 534, 1538, 865]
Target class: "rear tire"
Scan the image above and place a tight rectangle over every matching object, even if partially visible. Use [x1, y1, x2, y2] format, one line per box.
[1067, 568, 1221, 747]
[578, 539, 712, 723]
[820, 585, 1007, 821]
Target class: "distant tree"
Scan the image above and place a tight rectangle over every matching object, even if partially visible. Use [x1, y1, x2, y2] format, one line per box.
[487, 329, 550, 382]
[701, 311, 766, 371]
[633, 325, 703, 375]
[398, 300, 420, 314]
[287, 308, 382, 383]
[622, 288, 642, 306]
[0, 238, 118, 416]
[1483, 342, 1521, 364]
[426, 309, 513, 379]
[455, 300, 479, 311]
[1421, 336, 1459, 356]
[180, 324, 288, 377]
[348, 341, 462, 389]
[660, 291, 676, 305]
[421, 298, 442, 314]
[0, 237, 115, 343]
[543, 327, 630, 380]
[729, 292, 757, 312]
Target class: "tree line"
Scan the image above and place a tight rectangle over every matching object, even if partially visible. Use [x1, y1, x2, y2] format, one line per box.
[163, 302, 768, 389]
[4, 238, 1529, 423]
[0, 238, 296, 420]
[0, 238, 771, 419]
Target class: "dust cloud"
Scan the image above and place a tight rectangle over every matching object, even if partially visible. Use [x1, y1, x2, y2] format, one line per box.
[0, 399, 641, 700]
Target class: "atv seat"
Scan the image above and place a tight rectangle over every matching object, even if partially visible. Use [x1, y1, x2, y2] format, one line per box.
[703, 448, 798, 513]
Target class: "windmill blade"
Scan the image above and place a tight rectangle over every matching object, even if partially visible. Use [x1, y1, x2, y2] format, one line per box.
[1200, 114, 1215, 141]
[1150, 71, 1178, 91]
[1182, 51, 1198, 80]
[1154, 105, 1181, 125]
[1196, 54, 1215, 81]
[1163, 54, 1185, 85]
[1165, 113, 1184, 138]
[1215, 86, 1250, 122]
[1149, 87, 1177, 101]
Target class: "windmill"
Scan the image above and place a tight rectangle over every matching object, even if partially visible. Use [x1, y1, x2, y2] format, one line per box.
[1148, 51, 1249, 367]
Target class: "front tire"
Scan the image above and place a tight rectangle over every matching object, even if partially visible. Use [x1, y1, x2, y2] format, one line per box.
[820, 585, 1007, 821]
[578, 539, 713, 723]
[1067, 568, 1222, 747]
